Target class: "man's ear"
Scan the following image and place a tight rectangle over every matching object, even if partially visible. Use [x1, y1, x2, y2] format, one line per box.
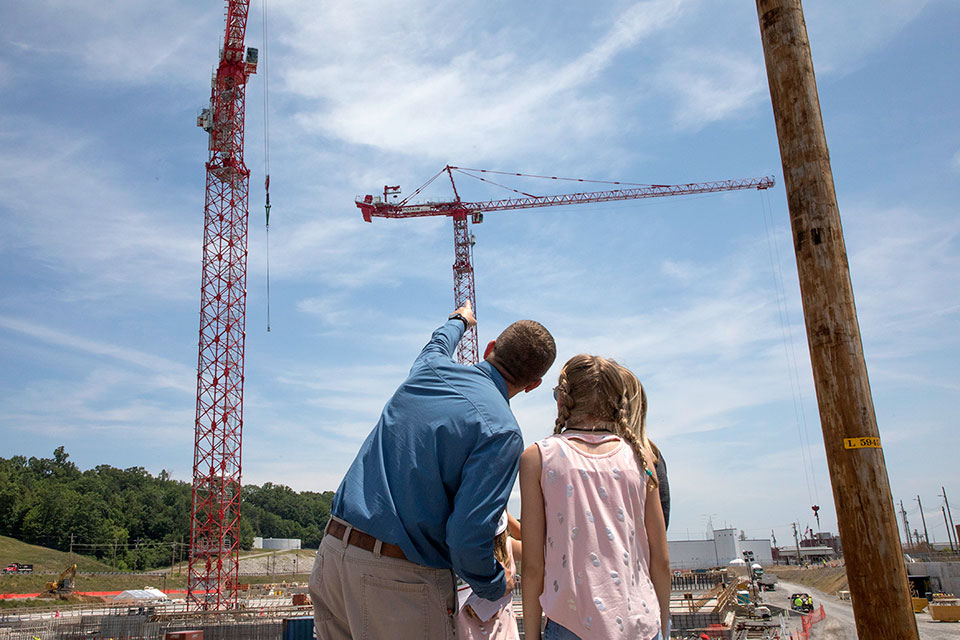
[523, 378, 542, 393]
[483, 340, 496, 360]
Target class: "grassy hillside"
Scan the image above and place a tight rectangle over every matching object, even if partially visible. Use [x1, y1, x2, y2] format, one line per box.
[1, 537, 319, 599]
[0, 535, 190, 598]
[0, 535, 113, 573]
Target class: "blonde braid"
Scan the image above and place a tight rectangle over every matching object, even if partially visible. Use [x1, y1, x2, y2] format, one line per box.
[614, 389, 658, 489]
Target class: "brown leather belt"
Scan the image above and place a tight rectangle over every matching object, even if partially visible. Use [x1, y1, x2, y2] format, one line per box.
[325, 519, 408, 560]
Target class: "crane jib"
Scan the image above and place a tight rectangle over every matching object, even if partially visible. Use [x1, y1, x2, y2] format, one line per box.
[354, 168, 775, 365]
[355, 176, 775, 220]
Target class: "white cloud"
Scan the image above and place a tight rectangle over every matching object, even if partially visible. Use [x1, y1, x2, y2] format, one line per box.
[5, 2, 216, 86]
[844, 203, 960, 358]
[0, 315, 194, 389]
[802, 1, 932, 74]
[659, 49, 766, 130]
[276, 0, 687, 161]
[1, 363, 195, 445]
[297, 293, 354, 327]
[0, 120, 198, 302]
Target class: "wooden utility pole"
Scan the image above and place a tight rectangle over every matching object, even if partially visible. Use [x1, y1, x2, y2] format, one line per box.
[792, 522, 801, 566]
[917, 496, 930, 548]
[900, 500, 912, 552]
[941, 487, 957, 552]
[942, 507, 955, 554]
[755, 2, 918, 638]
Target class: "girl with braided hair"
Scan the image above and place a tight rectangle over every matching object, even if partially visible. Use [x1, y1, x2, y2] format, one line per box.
[619, 364, 671, 532]
[519, 355, 670, 639]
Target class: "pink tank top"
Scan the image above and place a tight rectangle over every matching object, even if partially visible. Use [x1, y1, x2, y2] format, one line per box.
[537, 432, 660, 639]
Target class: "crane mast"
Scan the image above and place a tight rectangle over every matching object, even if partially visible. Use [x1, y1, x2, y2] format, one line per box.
[357, 166, 774, 364]
[188, 0, 257, 610]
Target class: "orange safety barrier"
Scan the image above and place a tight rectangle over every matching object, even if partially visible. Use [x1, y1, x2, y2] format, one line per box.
[794, 603, 827, 639]
[0, 588, 207, 600]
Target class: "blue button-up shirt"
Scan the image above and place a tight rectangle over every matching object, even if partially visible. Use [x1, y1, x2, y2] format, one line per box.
[331, 319, 523, 600]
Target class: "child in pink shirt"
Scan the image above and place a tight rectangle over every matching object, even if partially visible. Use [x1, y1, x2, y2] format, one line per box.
[458, 512, 523, 640]
[519, 355, 670, 639]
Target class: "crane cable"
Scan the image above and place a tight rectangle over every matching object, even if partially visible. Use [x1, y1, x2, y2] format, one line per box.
[262, 0, 271, 333]
[759, 189, 821, 510]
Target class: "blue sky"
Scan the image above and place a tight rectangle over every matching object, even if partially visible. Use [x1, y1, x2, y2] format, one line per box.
[1, 0, 957, 549]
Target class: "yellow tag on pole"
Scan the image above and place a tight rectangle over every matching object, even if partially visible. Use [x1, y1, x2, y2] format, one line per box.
[844, 437, 881, 449]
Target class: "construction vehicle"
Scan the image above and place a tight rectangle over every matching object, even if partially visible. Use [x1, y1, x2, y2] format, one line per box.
[790, 592, 814, 614]
[3, 562, 33, 574]
[44, 564, 77, 597]
[757, 573, 777, 591]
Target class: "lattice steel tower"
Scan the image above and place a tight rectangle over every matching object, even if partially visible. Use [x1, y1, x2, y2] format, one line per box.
[188, 0, 257, 609]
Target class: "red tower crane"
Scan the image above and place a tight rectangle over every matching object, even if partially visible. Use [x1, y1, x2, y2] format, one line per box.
[188, 0, 258, 610]
[357, 166, 775, 364]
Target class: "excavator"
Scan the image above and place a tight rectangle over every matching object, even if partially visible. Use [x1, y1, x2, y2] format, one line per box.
[44, 564, 77, 598]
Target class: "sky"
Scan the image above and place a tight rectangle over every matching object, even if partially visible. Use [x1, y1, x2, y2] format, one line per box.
[1, 0, 958, 551]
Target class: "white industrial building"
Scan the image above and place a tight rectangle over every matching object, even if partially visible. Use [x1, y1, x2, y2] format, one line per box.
[252, 537, 302, 550]
[668, 527, 773, 570]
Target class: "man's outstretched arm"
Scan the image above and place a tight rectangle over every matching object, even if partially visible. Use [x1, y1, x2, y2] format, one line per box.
[413, 300, 478, 366]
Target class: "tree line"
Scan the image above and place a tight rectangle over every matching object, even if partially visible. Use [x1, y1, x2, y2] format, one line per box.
[0, 448, 334, 570]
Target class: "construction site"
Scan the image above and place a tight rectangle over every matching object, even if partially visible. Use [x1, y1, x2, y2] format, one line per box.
[4, 559, 959, 639]
[2, 0, 959, 639]
[0, 562, 856, 639]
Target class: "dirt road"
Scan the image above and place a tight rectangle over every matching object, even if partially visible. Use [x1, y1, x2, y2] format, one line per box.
[768, 580, 957, 640]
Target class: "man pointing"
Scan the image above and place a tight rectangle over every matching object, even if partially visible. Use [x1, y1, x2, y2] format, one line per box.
[310, 301, 556, 639]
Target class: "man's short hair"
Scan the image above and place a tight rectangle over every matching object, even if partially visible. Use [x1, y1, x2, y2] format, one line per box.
[488, 320, 556, 387]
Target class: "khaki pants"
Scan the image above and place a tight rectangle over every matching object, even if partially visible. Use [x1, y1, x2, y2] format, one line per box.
[310, 520, 457, 640]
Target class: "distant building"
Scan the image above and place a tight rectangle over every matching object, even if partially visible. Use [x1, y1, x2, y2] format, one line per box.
[669, 527, 773, 570]
[252, 537, 301, 550]
[803, 531, 842, 555]
[772, 544, 836, 565]
[771, 531, 841, 565]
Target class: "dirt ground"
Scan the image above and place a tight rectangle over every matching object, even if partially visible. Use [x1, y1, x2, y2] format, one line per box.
[770, 579, 958, 640]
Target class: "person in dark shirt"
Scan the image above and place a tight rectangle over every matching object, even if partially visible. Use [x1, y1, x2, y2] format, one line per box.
[310, 301, 556, 640]
[651, 442, 670, 530]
